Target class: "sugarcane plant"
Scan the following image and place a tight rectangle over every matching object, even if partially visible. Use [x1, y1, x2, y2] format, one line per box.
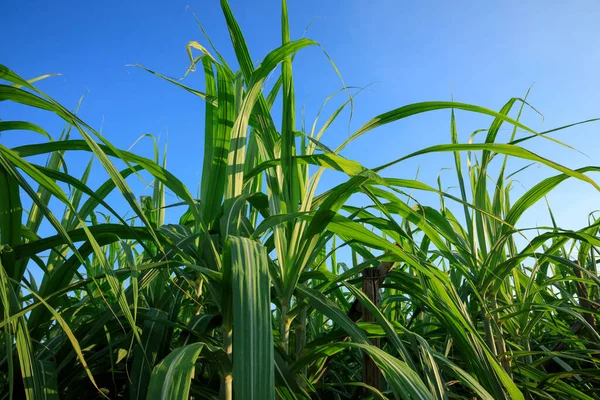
[1, 0, 599, 399]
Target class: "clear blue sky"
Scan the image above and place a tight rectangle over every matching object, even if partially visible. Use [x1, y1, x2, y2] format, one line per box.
[2, 0, 600, 233]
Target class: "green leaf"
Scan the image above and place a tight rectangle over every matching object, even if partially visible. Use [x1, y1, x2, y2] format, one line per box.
[130, 309, 169, 400]
[340, 343, 435, 400]
[296, 285, 369, 344]
[336, 101, 538, 153]
[38, 360, 59, 400]
[342, 283, 415, 369]
[0, 164, 22, 250]
[373, 142, 599, 191]
[146, 343, 204, 400]
[0, 121, 51, 140]
[228, 236, 275, 400]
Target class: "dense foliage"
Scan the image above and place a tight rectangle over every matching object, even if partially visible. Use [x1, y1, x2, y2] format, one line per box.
[1, 1, 599, 399]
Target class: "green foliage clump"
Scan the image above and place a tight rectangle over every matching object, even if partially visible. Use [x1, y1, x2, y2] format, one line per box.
[1, 1, 599, 399]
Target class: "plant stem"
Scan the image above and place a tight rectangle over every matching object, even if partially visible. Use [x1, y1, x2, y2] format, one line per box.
[294, 306, 306, 386]
[281, 303, 291, 354]
[491, 294, 511, 376]
[221, 325, 233, 400]
[482, 304, 497, 357]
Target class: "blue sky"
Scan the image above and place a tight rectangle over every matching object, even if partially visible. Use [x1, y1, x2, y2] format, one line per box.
[2, 0, 600, 233]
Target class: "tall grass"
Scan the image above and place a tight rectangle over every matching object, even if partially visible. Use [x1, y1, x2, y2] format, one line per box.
[1, 1, 600, 399]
